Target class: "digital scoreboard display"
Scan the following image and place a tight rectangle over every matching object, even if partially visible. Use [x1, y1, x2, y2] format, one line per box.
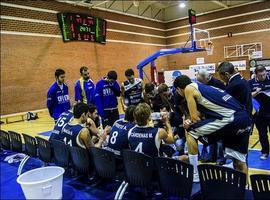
[57, 13, 107, 44]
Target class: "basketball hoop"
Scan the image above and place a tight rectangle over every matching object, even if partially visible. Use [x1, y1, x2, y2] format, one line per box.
[206, 41, 214, 55]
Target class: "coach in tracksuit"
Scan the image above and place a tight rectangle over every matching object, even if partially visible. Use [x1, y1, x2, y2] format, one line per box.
[94, 71, 121, 128]
[47, 69, 71, 122]
[249, 65, 270, 160]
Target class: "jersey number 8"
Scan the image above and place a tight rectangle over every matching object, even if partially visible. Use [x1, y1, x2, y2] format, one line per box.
[110, 131, 118, 144]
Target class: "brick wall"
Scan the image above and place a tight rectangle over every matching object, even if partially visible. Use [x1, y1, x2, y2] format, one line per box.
[1, 0, 270, 114]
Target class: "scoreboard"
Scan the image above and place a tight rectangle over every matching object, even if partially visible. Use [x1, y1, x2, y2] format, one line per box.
[57, 13, 107, 44]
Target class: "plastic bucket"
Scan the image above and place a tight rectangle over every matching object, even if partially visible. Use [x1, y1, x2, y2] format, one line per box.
[17, 166, 65, 199]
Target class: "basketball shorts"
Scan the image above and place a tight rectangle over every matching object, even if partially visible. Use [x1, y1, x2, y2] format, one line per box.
[188, 111, 252, 162]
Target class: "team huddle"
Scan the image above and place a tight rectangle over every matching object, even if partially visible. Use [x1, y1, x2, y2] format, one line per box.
[47, 63, 270, 182]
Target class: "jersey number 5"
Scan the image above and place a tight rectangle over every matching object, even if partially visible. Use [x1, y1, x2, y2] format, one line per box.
[57, 117, 67, 127]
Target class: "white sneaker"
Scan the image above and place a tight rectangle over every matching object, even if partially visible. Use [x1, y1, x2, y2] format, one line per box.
[260, 154, 268, 160]
[193, 173, 200, 183]
[222, 162, 234, 169]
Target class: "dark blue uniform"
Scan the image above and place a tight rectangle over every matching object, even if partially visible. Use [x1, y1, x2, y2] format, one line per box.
[226, 73, 252, 115]
[128, 126, 160, 157]
[61, 123, 85, 148]
[188, 83, 251, 159]
[107, 120, 135, 155]
[249, 75, 270, 155]
[49, 110, 73, 141]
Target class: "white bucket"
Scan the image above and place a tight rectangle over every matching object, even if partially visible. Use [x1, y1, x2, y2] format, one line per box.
[17, 166, 65, 199]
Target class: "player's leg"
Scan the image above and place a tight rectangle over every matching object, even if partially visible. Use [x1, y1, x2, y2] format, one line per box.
[186, 118, 228, 182]
[185, 131, 199, 182]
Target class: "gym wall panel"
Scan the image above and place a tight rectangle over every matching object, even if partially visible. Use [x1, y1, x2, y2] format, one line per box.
[165, 1, 270, 29]
[1, 34, 167, 114]
[166, 31, 270, 80]
[166, 20, 270, 44]
[166, 11, 270, 36]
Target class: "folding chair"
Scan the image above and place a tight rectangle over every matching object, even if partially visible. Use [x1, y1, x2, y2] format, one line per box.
[69, 145, 92, 175]
[116, 150, 154, 200]
[250, 174, 270, 200]
[36, 136, 52, 165]
[9, 131, 22, 152]
[18, 134, 38, 175]
[155, 157, 194, 199]
[198, 164, 246, 200]
[0, 130, 11, 150]
[51, 139, 70, 168]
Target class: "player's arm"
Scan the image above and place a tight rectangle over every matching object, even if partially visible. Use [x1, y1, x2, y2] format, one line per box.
[120, 83, 127, 111]
[94, 82, 104, 117]
[79, 128, 94, 149]
[158, 128, 174, 144]
[86, 118, 99, 136]
[184, 85, 201, 123]
[158, 113, 174, 144]
[74, 80, 82, 103]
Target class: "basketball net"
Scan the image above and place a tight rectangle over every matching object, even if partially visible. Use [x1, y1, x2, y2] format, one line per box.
[206, 41, 214, 55]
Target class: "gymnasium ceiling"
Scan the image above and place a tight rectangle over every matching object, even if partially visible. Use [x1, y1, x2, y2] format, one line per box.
[59, 0, 260, 21]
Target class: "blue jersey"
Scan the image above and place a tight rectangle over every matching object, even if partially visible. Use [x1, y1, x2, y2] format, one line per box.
[74, 79, 95, 105]
[94, 78, 120, 117]
[47, 82, 71, 120]
[191, 82, 245, 119]
[107, 120, 135, 155]
[128, 126, 160, 157]
[50, 111, 73, 141]
[61, 123, 85, 148]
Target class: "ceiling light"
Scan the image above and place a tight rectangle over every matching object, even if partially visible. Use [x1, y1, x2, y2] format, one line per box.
[179, 2, 186, 8]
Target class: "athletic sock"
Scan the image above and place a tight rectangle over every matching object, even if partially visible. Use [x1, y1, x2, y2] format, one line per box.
[189, 154, 199, 182]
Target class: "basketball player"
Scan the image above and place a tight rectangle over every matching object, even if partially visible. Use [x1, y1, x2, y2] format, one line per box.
[49, 109, 73, 141]
[174, 75, 251, 182]
[120, 69, 144, 111]
[74, 66, 95, 105]
[61, 103, 107, 148]
[106, 105, 136, 156]
[47, 69, 71, 121]
[94, 71, 121, 128]
[128, 103, 175, 157]
[196, 69, 226, 164]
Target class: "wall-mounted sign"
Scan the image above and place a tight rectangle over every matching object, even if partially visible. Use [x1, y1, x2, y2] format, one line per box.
[249, 59, 270, 68]
[250, 51, 263, 59]
[196, 57, 205, 64]
[218, 60, 246, 71]
[189, 63, 216, 73]
[164, 69, 196, 87]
